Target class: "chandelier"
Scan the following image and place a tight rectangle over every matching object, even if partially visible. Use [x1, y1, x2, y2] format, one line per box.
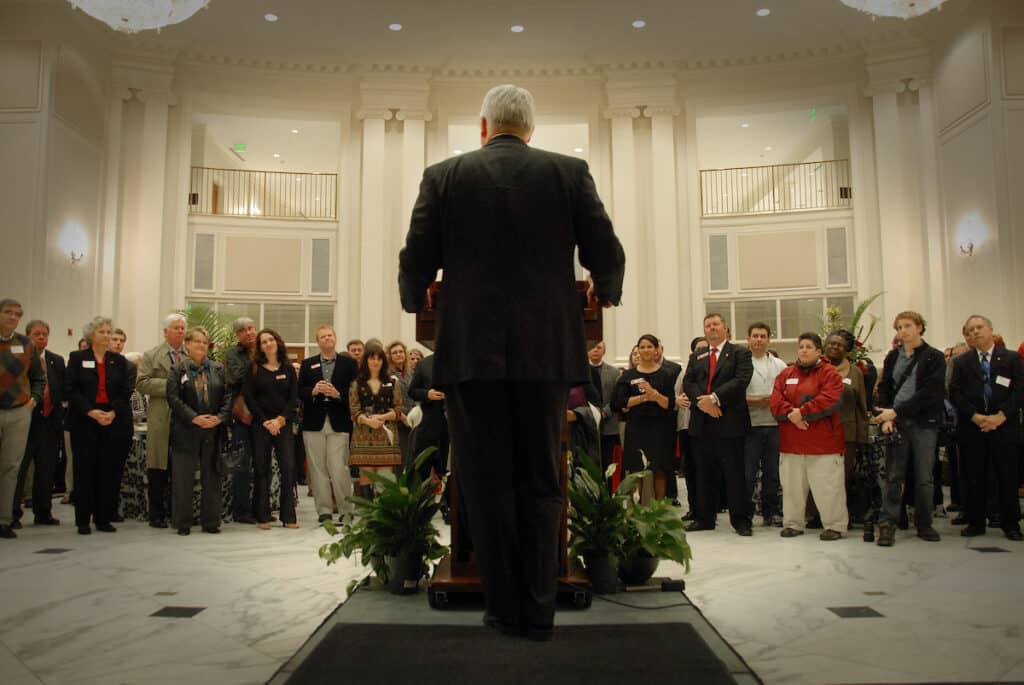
[67, 0, 210, 33]
[839, 0, 946, 19]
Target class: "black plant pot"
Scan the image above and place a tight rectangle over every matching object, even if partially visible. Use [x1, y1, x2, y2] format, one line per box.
[583, 554, 620, 594]
[384, 550, 423, 595]
[619, 553, 660, 586]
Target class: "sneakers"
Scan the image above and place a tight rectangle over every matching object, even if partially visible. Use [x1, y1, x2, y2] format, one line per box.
[780, 527, 804, 538]
[877, 522, 895, 547]
[917, 526, 941, 542]
[819, 529, 843, 541]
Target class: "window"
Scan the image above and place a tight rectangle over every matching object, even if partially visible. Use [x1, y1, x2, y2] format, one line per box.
[780, 298, 824, 339]
[734, 300, 777, 338]
[826, 227, 848, 285]
[186, 300, 336, 354]
[708, 235, 729, 291]
[193, 234, 215, 290]
[706, 294, 857, 345]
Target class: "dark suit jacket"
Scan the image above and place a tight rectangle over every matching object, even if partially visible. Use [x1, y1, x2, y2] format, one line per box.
[949, 346, 1024, 444]
[398, 134, 625, 386]
[408, 355, 445, 443]
[298, 353, 358, 433]
[877, 341, 946, 425]
[166, 360, 232, 449]
[682, 341, 753, 439]
[33, 350, 66, 428]
[65, 349, 132, 436]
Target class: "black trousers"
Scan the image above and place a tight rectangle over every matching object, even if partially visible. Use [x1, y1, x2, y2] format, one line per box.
[410, 425, 450, 485]
[253, 425, 296, 524]
[14, 416, 61, 522]
[70, 416, 125, 528]
[693, 432, 748, 530]
[444, 380, 567, 630]
[960, 431, 1021, 533]
[171, 428, 223, 530]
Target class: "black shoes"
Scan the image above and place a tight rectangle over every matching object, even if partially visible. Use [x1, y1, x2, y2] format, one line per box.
[317, 514, 332, 524]
[77, 526, 91, 535]
[819, 529, 843, 541]
[178, 528, 190, 536]
[1006, 530, 1023, 541]
[34, 517, 60, 526]
[960, 525, 985, 537]
[917, 527, 941, 542]
[686, 521, 714, 532]
[736, 527, 752, 537]
[96, 523, 116, 533]
[235, 514, 258, 524]
[202, 526, 221, 534]
[0, 525, 16, 539]
[780, 528, 804, 538]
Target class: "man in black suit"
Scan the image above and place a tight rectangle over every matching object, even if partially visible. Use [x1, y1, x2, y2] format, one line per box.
[399, 84, 625, 641]
[949, 315, 1024, 540]
[13, 319, 64, 527]
[683, 313, 754, 535]
[407, 354, 448, 484]
[299, 325, 359, 525]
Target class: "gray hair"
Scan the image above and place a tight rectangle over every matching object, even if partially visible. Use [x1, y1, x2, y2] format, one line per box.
[480, 84, 535, 135]
[233, 316, 255, 334]
[963, 314, 993, 330]
[83, 316, 113, 341]
[24, 319, 49, 334]
[163, 313, 186, 330]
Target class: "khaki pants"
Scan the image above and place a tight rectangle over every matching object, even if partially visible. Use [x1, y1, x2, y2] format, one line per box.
[781, 452, 848, 532]
[0, 404, 33, 526]
[302, 422, 352, 517]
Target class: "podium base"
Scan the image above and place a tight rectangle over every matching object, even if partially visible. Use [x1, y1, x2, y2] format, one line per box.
[427, 554, 592, 610]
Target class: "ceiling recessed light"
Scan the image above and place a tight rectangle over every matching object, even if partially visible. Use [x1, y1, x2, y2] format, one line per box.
[510, 25, 525, 33]
[574, 147, 584, 152]
[273, 153, 281, 158]
[740, 123, 750, 128]
[290, 128, 299, 134]
[264, 13, 278, 22]
[388, 23, 402, 31]
[632, 19, 646, 29]
[764, 146, 772, 151]
[756, 8, 771, 17]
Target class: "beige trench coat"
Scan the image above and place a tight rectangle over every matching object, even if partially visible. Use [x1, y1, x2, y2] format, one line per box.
[137, 342, 181, 470]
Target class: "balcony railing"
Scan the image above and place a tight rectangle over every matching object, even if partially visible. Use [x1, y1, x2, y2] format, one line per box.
[700, 159, 851, 218]
[189, 167, 338, 220]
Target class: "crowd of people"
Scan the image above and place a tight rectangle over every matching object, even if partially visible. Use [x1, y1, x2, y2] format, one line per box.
[1, 295, 1021, 546]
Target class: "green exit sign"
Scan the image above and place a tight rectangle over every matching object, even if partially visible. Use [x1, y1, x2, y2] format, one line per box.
[232, 143, 247, 152]
[809, 108, 817, 121]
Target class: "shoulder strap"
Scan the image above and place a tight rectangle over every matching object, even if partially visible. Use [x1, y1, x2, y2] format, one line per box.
[893, 352, 921, 395]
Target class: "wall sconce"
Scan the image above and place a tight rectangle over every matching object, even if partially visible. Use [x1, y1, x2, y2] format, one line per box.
[958, 240, 974, 258]
[69, 250, 85, 265]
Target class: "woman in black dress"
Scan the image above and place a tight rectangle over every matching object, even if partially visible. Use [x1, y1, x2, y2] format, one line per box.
[612, 334, 676, 499]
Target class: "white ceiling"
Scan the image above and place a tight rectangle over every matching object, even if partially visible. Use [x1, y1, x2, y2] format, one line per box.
[90, 0, 972, 66]
[192, 112, 341, 171]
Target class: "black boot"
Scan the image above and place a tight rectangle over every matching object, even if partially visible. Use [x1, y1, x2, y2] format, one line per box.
[147, 468, 169, 526]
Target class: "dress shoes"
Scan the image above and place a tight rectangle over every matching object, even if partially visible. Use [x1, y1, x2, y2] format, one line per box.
[680, 511, 696, 521]
[876, 522, 895, 547]
[960, 525, 985, 537]
[917, 526, 941, 542]
[317, 514, 332, 524]
[77, 526, 91, 535]
[951, 515, 968, 525]
[0, 525, 17, 539]
[235, 514, 258, 525]
[780, 528, 804, 538]
[482, 614, 525, 638]
[736, 527, 752, 537]
[177, 528, 190, 536]
[686, 521, 714, 532]
[149, 520, 168, 529]
[819, 529, 843, 541]
[1005, 529, 1023, 541]
[96, 523, 116, 533]
[202, 526, 221, 534]
[34, 517, 60, 526]
[670, 499, 682, 508]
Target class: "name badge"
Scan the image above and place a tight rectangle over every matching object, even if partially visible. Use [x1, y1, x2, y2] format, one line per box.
[311, 363, 321, 369]
[786, 378, 799, 385]
[629, 378, 645, 385]
[843, 377, 852, 386]
[995, 375, 1011, 388]
[276, 374, 287, 380]
[12, 345, 24, 354]
[83, 360, 96, 369]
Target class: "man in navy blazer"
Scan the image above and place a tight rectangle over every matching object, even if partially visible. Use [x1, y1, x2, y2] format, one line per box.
[683, 313, 754, 535]
[298, 325, 359, 524]
[399, 84, 625, 641]
[949, 315, 1024, 540]
[13, 319, 64, 526]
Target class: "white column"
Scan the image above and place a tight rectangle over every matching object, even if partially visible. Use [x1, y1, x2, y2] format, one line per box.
[604, 106, 641, 363]
[357, 108, 392, 339]
[169, 94, 193, 313]
[645, 106, 681, 353]
[915, 82, 947, 338]
[396, 110, 431, 347]
[98, 89, 131, 317]
[121, 88, 174, 351]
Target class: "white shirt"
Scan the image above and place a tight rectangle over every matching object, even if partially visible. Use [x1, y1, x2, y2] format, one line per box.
[977, 345, 995, 364]
[747, 353, 788, 426]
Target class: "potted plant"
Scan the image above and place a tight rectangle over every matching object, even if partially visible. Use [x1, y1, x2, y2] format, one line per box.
[319, 448, 448, 595]
[619, 497, 692, 585]
[567, 451, 647, 594]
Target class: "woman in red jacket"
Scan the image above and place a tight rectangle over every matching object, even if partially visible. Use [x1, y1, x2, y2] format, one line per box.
[770, 332, 846, 540]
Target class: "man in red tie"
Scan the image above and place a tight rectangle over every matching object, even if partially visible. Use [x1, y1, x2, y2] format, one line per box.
[12, 319, 65, 528]
[682, 313, 754, 535]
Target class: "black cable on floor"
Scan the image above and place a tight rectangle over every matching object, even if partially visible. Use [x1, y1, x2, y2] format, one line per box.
[562, 582, 692, 610]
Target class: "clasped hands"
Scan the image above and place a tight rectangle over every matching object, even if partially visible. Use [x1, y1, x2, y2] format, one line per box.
[362, 414, 388, 430]
[262, 416, 287, 435]
[695, 395, 722, 418]
[87, 408, 116, 426]
[313, 380, 341, 400]
[191, 414, 222, 429]
[872, 408, 897, 434]
[972, 411, 1006, 432]
[787, 408, 809, 431]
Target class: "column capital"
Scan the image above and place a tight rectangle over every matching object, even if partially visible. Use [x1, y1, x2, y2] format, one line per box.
[862, 36, 931, 97]
[135, 88, 178, 107]
[643, 106, 680, 118]
[111, 55, 175, 94]
[603, 106, 642, 119]
[359, 76, 431, 115]
[395, 109, 433, 122]
[357, 108, 395, 121]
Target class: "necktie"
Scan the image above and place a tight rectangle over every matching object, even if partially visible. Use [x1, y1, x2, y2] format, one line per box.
[172, 349, 180, 365]
[41, 357, 52, 417]
[706, 347, 718, 394]
[981, 351, 992, 411]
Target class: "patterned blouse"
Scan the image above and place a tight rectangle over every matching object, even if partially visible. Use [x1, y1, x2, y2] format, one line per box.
[348, 376, 403, 467]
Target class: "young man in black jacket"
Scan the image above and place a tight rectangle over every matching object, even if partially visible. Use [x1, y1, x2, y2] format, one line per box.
[874, 310, 947, 546]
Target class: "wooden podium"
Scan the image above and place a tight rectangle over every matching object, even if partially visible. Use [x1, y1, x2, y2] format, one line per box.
[420, 281, 600, 610]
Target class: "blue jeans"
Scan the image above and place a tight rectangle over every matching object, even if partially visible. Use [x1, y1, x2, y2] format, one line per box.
[880, 420, 938, 528]
[744, 425, 780, 518]
[229, 420, 253, 518]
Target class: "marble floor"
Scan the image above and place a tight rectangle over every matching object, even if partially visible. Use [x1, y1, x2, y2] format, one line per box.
[2, 488, 1022, 685]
